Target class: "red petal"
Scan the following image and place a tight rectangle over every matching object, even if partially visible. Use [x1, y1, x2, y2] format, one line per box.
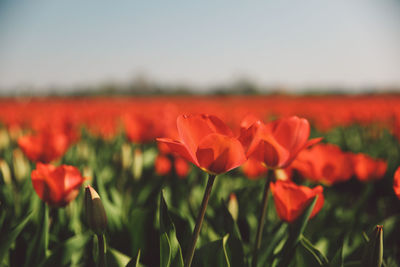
[196, 133, 246, 174]
[156, 137, 198, 166]
[177, 114, 233, 156]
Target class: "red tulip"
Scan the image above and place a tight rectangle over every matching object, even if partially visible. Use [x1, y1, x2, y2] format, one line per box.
[155, 154, 171, 176]
[157, 114, 246, 175]
[18, 131, 70, 163]
[244, 116, 321, 169]
[292, 143, 354, 185]
[352, 153, 387, 182]
[124, 114, 163, 144]
[241, 157, 268, 179]
[31, 163, 85, 207]
[270, 180, 324, 223]
[394, 167, 400, 199]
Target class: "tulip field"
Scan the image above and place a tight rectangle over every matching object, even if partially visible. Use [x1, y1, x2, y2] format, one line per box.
[1, 94, 400, 267]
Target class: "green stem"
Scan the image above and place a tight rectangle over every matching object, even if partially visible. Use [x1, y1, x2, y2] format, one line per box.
[184, 174, 216, 267]
[252, 170, 272, 267]
[97, 234, 107, 267]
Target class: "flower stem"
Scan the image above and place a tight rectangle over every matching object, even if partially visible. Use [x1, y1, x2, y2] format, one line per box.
[252, 169, 273, 267]
[97, 234, 107, 267]
[184, 174, 216, 267]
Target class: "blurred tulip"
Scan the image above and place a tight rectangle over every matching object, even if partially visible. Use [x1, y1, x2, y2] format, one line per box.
[393, 167, 400, 199]
[244, 116, 321, 169]
[124, 114, 162, 144]
[292, 143, 354, 185]
[270, 180, 324, 223]
[31, 163, 85, 207]
[13, 149, 30, 181]
[228, 193, 239, 221]
[18, 131, 70, 163]
[241, 157, 267, 179]
[352, 153, 387, 182]
[155, 154, 172, 176]
[0, 159, 11, 185]
[174, 156, 190, 178]
[157, 114, 246, 175]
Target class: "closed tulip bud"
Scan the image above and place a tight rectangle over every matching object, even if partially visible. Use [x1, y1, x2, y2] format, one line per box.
[228, 193, 239, 221]
[85, 185, 107, 235]
[362, 225, 383, 267]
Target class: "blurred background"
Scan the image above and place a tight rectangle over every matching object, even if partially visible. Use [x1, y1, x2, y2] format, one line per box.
[1, 0, 400, 95]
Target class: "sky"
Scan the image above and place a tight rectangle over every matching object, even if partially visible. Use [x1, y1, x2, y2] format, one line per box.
[0, 0, 400, 93]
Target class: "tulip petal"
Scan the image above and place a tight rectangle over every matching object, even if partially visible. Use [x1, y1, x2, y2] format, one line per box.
[156, 137, 198, 166]
[271, 181, 324, 223]
[394, 167, 400, 199]
[272, 116, 310, 154]
[196, 133, 246, 174]
[177, 114, 233, 156]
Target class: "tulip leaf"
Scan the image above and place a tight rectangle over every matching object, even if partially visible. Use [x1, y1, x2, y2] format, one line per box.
[256, 222, 288, 267]
[274, 196, 317, 267]
[159, 191, 184, 267]
[361, 226, 383, 267]
[40, 234, 90, 267]
[193, 234, 231, 267]
[107, 247, 132, 267]
[0, 211, 33, 264]
[24, 202, 49, 267]
[330, 239, 344, 267]
[299, 235, 329, 266]
[126, 250, 141, 267]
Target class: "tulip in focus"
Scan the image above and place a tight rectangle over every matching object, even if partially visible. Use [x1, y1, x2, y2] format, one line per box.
[31, 163, 85, 207]
[157, 114, 246, 175]
[270, 180, 324, 223]
[244, 116, 321, 169]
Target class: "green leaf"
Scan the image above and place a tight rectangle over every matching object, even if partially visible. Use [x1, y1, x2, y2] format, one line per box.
[126, 250, 141, 267]
[40, 234, 90, 267]
[299, 235, 329, 266]
[159, 191, 184, 267]
[274, 196, 318, 267]
[107, 247, 132, 267]
[256, 222, 288, 267]
[0, 211, 33, 263]
[361, 226, 383, 267]
[193, 234, 231, 267]
[24, 202, 49, 267]
[330, 240, 344, 267]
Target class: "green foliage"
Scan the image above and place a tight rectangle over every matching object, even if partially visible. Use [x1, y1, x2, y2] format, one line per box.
[0, 124, 399, 266]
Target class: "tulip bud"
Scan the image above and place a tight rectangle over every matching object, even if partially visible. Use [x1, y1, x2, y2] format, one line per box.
[132, 148, 143, 180]
[85, 185, 107, 235]
[0, 159, 12, 185]
[228, 193, 239, 221]
[362, 225, 383, 267]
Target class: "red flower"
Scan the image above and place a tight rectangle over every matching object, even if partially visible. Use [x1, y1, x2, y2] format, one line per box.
[352, 153, 387, 182]
[244, 116, 321, 169]
[270, 180, 324, 223]
[124, 114, 163, 144]
[31, 163, 85, 207]
[155, 155, 171, 176]
[241, 157, 268, 179]
[157, 114, 246, 175]
[292, 143, 354, 185]
[18, 131, 70, 163]
[394, 167, 400, 199]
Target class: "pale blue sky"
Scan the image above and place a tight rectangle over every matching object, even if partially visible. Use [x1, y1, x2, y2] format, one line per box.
[1, 0, 400, 93]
